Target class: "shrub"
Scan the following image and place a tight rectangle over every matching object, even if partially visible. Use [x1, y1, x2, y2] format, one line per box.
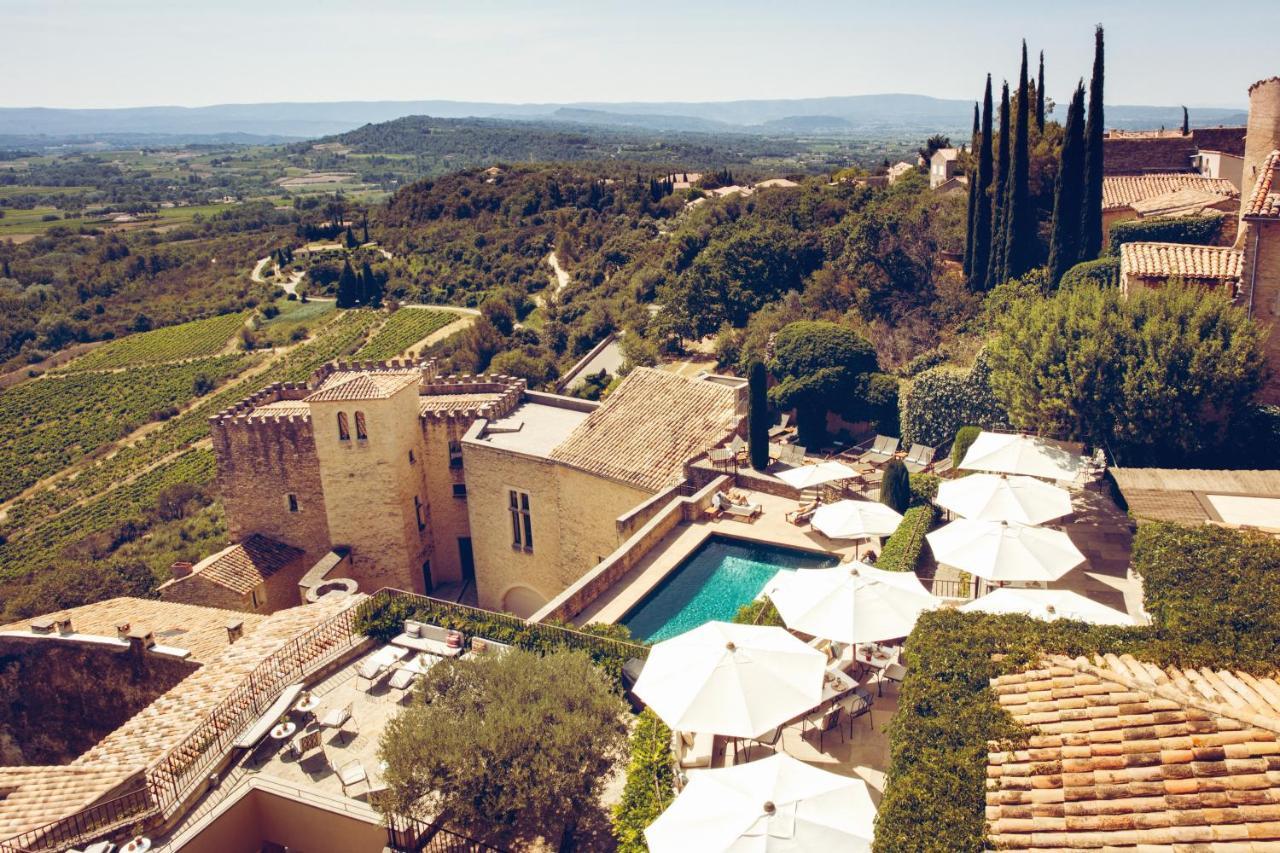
[881, 460, 910, 513]
[898, 348, 947, 378]
[875, 505, 936, 572]
[950, 425, 981, 468]
[612, 709, 676, 853]
[731, 598, 784, 626]
[1108, 212, 1224, 255]
[1058, 255, 1119, 289]
[899, 352, 1008, 447]
[908, 472, 939, 507]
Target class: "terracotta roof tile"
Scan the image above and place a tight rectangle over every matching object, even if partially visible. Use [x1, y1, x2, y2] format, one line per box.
[189, 534, 304, 595]
[1103, 173, 1238, 211]
[304, 370, 419, 402]
[987, 654, 1280, 850]
[1120, 241, 1243, 282]
[1243, 150, 1280, 219]
[0, 765, 144, 840]
[417, 392, 503, 414]
[548, 368, 740, 492]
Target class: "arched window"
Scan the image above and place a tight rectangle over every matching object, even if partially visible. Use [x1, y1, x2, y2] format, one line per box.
[337, 411, 350, 441]
[355, 410, 368, 441]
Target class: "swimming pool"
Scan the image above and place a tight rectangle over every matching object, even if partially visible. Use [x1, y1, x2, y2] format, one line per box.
[620, 535, 839, 642]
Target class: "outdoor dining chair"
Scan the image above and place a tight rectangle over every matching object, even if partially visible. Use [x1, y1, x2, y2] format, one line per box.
[744, 725, 784, 762]
[337, 758, 370, 798]
[802, 705, 844, 752]
[841, 689, 874, 735]
[320, 702, 357, 745]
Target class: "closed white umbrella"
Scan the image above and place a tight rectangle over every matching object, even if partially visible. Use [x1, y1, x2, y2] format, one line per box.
[936, 473, 1072, 525]
[645, 753, 875, 853]
[960, 587, 1135, 626]
[770, 563, 941, 644]
[926, 519, 1085, 583]
[776, 461, 857, 490]
[632, 621, 825, 739]
[811, 499, 904, 540]
[959, 432, 1086, 481]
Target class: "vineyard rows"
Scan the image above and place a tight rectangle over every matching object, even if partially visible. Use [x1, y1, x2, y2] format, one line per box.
[0, 310, 381, 547]
[354, 308, 454, 361]
[60, 312, 249, 371]
[0, 354, 251, 504]
[0, 449, 217, 580]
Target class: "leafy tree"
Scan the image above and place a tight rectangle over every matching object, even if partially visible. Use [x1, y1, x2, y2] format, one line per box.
[335, 260, 360, 308]
[1081, 26, 1106, 260]
[378, 649, 628, 844]
[488, 349, 558, 387]
[986, 282, 1265, 464]
[1002, 41, 1036, 282]
[986, 82, 1012, 289]
[1048, 83, 1087, 284]
[918, 134, 952, 167]
[747, 360, 770, 471]
[881, 459, 911, 513]
[969, 76, 995, 292]
[767, 321, 878, 446]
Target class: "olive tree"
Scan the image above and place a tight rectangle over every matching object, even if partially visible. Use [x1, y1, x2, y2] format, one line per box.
[377, 649, 628, 845]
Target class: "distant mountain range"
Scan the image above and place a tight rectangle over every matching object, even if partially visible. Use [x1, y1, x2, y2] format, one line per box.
[0, 96, 1248, 144]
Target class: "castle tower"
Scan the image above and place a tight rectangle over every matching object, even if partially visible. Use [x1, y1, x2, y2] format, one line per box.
[1239, 77, 1280, 239]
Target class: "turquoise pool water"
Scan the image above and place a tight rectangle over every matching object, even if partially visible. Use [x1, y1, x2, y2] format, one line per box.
[620, 535, 839, 642]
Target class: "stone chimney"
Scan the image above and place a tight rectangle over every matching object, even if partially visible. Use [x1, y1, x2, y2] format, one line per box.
[127, 626, 155, 655]
[54, 617, 73, 636]
[116, 623, 131, 641]
[225, 619, 244, 644]
[29, 617, 55, 635]
[170, 561, 194, 579]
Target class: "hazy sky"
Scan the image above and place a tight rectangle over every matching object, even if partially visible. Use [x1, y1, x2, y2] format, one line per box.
[4, 0, 1278, 109]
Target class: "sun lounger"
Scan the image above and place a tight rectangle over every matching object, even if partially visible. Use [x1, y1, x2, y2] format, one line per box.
[713, 491, 761, 519]
[902, 444, 936, 473]
[777, 444, 807, 467]
[786, 500, 819, 525]
[858, 435, 900, 465]
[768, 413, 791, 438]
[232, 682, 304, 750]
[392, 621, 463, 657]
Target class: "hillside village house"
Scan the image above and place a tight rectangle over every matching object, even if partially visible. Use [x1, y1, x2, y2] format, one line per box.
[160, 361, 743, 617]
[929, 146, 961, 188]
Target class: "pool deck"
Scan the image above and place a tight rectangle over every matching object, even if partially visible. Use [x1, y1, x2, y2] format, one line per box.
[575, 491, 863, 626]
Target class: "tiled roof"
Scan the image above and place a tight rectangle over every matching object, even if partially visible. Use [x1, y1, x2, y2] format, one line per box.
[1128, 188, 1234, 218]
[0, 765, 144, 841]
[1103, 174, 1237, 211]
[418, 393, 503, 414]
[988, 653, 1280, 850]
[0, 598, 266, 663]
[250, 399, 312, 418]
[190, 534, 304, 595]
[1243, 150, 1280, 220]
[73, 594, 358, 772]
[1120, 242, 1243, 282]
[1110, 468, 1280, 525]
[549, 368, 739, 493]
[304, 370, 419, 402]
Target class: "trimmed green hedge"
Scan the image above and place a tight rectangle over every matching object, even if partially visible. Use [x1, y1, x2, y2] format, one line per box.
[1108, 212, 1224, 255]
[899, 352, 1008, 448]
[908, 472, 939, 507]
[876, 505, 936, 572]
[612, 709, 675, 853]
[950, 425, 981, 469]
[1058, 255, 1119, 289]
[876, 523, 1280, 851]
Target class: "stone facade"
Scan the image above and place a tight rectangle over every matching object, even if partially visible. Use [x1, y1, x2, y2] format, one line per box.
[1240, 218, 1280, 405]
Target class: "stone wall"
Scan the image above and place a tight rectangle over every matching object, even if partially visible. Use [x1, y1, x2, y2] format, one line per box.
[419, 416, 474, 589]
[159, 573, 252, 612]
[1243, 218, 1280, 405]
[556, 466, 652, 573]
[1192, 126, 1247, 157]
[211, 386, 330, 568]
[0, 640, 197, 765]
[1103, 135, 1194, 175]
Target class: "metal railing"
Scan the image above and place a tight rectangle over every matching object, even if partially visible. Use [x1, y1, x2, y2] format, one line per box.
[1, 602, 365, 853]
[923, 576, 977, 600]
[386, 814, 506, 852]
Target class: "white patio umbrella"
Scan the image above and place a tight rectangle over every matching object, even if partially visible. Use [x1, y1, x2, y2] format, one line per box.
[811, 499, 904, 540]
[769, 563, 941, 644]
[776, 460, 857, 490]
[935, 473, 1072, 525]
[926, 519, 1085, 583]
[632, 621, 826, 739]
[960, 587, 1135, 626]
[959, 431, 1086, 482]
[645, 752, 875, 853]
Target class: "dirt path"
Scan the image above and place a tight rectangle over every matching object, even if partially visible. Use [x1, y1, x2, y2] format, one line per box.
[547, 251, 571, 292]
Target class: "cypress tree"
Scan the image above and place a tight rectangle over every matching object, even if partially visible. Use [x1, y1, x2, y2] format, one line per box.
[336, 260, 359, 308]
[747, 361, 770, 472]
[1048, 82, 1087, 284]
[1182, 106, 1190, 135]
[963, 101, 980, 279]
[1081, 25, 1106, 260]
[970, 76, 995, 291]
[1003, 41, 1036, 281]
[1036, 51, 1046, 132]
[881, 460, 910, 514]
[986, 81, 1012, 289]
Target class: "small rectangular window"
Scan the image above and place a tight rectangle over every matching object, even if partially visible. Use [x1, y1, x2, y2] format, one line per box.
[452, 483, 468, 499]
[449, 440, 464, 469]
[414, 495, 426, 531]
[287, 494, 299, 513]
[509, 489, 532, 551]
[250, 588, 260, 609]
[408, 450, 416, 464]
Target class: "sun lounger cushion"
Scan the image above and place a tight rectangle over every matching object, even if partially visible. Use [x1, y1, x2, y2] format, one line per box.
[392, 621, 463, 657]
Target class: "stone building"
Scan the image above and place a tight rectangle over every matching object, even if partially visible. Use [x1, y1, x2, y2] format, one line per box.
[189, 359, 742, 617]
[1100, 174, 1238, 244]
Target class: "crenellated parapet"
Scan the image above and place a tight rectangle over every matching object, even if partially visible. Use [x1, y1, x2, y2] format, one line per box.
[419, 374, 527, 423]
[307, 356, 437, 389]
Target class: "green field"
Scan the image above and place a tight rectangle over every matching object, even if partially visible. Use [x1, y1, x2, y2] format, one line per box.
[257, 299, 336, 347]
[62, 312, 248, 371]
[0, 354, 252, 503]
[0, 185, 94, 199]
[0, 201, 244, 236]
[355, 308, 456, 360]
